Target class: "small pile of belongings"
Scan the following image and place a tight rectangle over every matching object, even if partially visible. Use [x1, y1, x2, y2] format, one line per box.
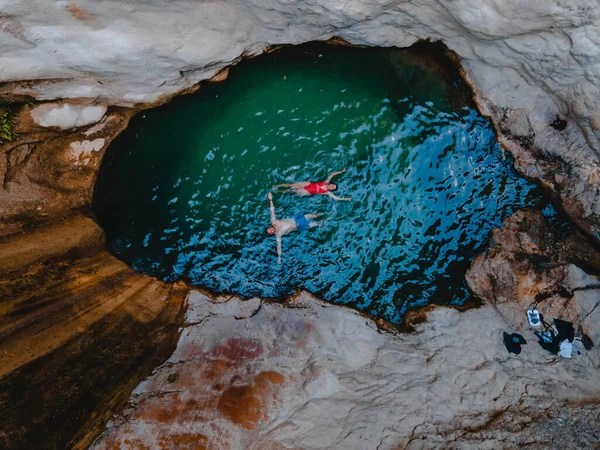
[535, 318, 575, 358]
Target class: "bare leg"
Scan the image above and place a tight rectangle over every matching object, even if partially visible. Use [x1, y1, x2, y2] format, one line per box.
[273, 184, 311, 197]
[305, 213, 323, 220]
[308, 221, 322, 228]
[273, 182, 310, 190]
[292, 188, 310, 196]
[272, 184, 291, 193]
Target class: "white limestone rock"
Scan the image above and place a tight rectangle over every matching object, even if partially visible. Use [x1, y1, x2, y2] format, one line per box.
[185, 294, 262, 322]
[30, 103, 107, 129]
[91, 290, 600, 449]
[68, 138, 105, 166]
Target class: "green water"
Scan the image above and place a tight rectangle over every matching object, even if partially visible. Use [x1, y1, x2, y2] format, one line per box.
[93, 43, 542, 323]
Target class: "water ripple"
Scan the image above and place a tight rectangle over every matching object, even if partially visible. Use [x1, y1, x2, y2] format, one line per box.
[94, 45, 542, 323]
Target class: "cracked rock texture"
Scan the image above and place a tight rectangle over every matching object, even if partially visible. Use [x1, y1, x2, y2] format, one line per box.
[92, 290, 600, 450]
[2, 0, 600, 238]
[467, 208, 600, 345]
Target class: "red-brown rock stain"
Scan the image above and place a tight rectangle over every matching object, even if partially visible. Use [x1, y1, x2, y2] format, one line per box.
[201, 338, 264, 386]
[99, 340, 284, 445]
[65, 4, 95, 22]
[217, 371, 286, 430]
[158, 432, 209, 449]
[206, 338, 263, 362]
[128, 339, 271, 425]
[116, 438, 151, 450]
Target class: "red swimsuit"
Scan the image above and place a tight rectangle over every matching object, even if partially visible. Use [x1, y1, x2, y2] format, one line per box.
[303, 181, 329, 195]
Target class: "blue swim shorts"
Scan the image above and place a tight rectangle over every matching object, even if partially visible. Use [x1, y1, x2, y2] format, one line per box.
[295, 213, 310, 232]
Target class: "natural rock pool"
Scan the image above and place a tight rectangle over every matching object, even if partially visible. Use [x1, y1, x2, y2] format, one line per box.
[93, 43, 543, 323]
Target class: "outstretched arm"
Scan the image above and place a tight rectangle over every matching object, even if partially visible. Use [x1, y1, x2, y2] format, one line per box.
[276, 235, 282, 264]
[268, 192, 276, 224]
[326, 167, 347, 183]
[326, 191, 352, 201]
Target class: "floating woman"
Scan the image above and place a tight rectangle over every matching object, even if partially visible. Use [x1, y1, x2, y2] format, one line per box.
[272, 168, 352, 201]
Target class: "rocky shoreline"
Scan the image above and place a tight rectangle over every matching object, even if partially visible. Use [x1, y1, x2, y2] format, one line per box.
[1, 207, 599, 448]
[91, 228, 600, 449]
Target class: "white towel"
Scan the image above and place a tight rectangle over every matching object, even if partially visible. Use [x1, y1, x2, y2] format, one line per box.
[558, 340, 572, 359]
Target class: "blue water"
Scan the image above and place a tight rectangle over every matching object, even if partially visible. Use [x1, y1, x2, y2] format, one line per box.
[93, 44, 542, 323]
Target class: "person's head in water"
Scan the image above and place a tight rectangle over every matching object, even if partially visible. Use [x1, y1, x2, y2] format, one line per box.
[327, 183, 337, 191]
[266, 226, 277, 235]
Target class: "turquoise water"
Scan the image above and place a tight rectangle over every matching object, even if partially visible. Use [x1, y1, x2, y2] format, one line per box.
[93, 43, 542, 323]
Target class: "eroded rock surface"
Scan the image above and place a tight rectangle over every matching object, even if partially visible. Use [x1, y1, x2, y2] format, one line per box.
[91, 290, 600, 449]
[467, 208, 600, 346]
[0, 214, 188, 449]
[0, 106, 133, 228]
